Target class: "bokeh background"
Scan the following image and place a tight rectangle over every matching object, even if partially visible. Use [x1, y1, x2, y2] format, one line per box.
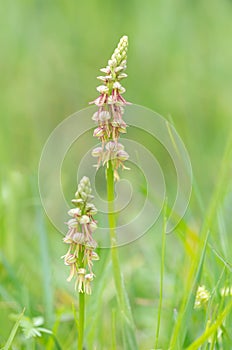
[1, 0, 232, 349]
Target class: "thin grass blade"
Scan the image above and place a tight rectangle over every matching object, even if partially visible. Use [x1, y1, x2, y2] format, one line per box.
[1, 308, 25, 350]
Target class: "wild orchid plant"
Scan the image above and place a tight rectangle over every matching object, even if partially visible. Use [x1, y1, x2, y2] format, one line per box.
[62, 36, 137, 350]
[90, 36, 137, 349]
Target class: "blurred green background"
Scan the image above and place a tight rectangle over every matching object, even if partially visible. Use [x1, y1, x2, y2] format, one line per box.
[1, 0, 232, 349]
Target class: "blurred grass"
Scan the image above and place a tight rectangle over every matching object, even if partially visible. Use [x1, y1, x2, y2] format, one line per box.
[1, 0, 232, 348]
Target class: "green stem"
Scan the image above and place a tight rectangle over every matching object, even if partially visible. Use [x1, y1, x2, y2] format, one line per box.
[106, 161, 138, 349]
[78, 246, 85, 350]
[154, 200, 167, 348]
[106, 161, 124, 307]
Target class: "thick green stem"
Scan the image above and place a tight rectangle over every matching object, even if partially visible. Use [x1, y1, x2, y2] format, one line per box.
[78, 247, 85, 350]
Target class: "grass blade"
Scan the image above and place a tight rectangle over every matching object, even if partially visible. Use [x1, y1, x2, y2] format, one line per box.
[35, 203, 54, 326]
[1, 308, 25, 350]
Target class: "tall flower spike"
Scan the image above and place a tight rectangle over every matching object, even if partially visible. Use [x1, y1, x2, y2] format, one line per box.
[91, 36, 130, 179]
[62, 176, 99, 295]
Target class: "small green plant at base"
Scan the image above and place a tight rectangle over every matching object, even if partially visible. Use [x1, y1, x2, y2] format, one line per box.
[1, 310, 55, 350]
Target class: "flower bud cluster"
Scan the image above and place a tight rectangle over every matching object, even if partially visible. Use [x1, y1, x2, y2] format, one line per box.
[90, 36, 129, 179]
[62, 176, 99, 294]
[194, 285, 210, 309]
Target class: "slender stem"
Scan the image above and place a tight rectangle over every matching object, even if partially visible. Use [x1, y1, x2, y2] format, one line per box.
[78, 246, 85, 350]
[106, 161, 138, 349]
[111, 308, 117, 350]
[106, 161, 124, 308]
[154, 200, 167, 348]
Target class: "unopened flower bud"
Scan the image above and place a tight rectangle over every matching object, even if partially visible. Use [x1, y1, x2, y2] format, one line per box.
[113, 82, 121, 89]
[86, 203, 98, 215]
[121, 60, 127, 67]
[92, 147, 103, 157]
[65, 254, 77, 265]
[99, 111, 110, 122]
[99, 75, 113, 81]
[85, 240, 97, 250]
[80, 191, 87, 201]
[72, 198, 84, 205]
[105, 141, 117, 151]
[68, 208, 81, 217]
[73, 232, 85, 244]
[117, 150, 129, 161]
[67, 218, 78, 228]
[96, 85, 109, 94]
[118, 73, 128, 80]
[108, 58, 117, 67]
[116, 143, 124, 150]
[100, 67, 110, 74]
[93, 127, 104, 138]
[114, 66, 124, 73]
[119, 86, 126, 94]
[80, 215, 90, 224]
[116, 53, 121, 61]
[121, 50, 127, 57]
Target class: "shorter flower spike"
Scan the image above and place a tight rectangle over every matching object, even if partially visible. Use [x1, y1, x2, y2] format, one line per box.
[62, 176, 99, 295]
